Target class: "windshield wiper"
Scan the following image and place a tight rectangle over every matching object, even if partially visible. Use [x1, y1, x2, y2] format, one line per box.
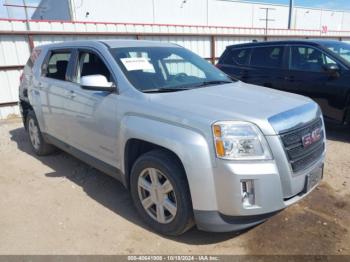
[142, 87, 191, 93]
[194, 80, 233, 88]
[142, 80, 232, 93]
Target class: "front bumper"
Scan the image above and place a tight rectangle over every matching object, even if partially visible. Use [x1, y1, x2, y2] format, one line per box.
[194, 210, 280, 232]
[193, 154, 325, 232]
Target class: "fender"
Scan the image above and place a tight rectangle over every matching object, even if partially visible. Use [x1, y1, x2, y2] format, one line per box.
[26, 48, 48, 133]
[119, 114, 219, 211]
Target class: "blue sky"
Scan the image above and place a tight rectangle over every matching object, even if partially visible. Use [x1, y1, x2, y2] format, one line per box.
[243, 0, 350, 9]
[0, 0, 349, 19]
[0, 0, 40, 19]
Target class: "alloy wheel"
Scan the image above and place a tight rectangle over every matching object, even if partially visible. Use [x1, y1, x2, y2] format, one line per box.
[137, 168, 177, 224]
[28, 118, 40, 150]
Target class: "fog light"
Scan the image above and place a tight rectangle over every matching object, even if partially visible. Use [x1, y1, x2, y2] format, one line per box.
[241, 180, 255, 207]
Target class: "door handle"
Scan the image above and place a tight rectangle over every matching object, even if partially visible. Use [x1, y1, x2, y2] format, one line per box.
[284, 76, 295, 81]
[37, 82, 43, 90]
[67, 90, 76, 99]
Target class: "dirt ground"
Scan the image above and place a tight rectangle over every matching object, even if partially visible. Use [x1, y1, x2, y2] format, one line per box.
[0, 118, 349, 255]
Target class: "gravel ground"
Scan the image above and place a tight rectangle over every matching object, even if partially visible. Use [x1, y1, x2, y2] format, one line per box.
[0, 118, 349, 255]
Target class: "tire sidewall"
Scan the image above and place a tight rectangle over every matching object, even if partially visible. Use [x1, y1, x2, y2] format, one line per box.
[130, 152, 193, 236]
[26, 111, 44, 155]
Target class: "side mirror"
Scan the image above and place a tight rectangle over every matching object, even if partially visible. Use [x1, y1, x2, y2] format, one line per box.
[80, 75, 115, 91]
[324, 64, 340, 78]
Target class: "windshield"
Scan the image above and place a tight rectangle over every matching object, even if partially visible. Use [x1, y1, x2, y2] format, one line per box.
[323, 41, 350, 64]
[110, 46, 232, 93]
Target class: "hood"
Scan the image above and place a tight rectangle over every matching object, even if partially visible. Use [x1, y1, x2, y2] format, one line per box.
[148, 81, 321, 135]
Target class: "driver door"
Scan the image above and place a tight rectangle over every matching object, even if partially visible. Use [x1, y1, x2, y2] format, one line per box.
[64, 49, 120, 167]
[283, 45, 348, 122]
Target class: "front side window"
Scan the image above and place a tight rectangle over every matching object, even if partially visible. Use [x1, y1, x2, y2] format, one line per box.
[44, 52, 71, 81]
[289, 46, 337, 72]
[250, 46, 283, 68]
[323, 41, 350, 64]
[75, 51, 112, 83]
[111, 47, 232, 93]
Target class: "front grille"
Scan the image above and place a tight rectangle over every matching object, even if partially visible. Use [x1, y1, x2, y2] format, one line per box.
[280, 118, 324, 173]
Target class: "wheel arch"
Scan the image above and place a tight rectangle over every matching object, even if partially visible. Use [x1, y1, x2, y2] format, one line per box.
[124, 139, 186, 190]
[19, 99, 33, 129]
[119, 115, 218, 211]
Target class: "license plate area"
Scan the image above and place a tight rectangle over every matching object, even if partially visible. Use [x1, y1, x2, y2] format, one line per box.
[304, 165, 324, 193]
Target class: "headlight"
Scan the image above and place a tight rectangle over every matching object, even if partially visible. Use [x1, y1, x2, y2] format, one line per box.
[212, 121, 272, 160]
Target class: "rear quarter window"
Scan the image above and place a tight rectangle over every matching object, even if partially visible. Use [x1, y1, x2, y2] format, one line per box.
[221, 48, 250, 65]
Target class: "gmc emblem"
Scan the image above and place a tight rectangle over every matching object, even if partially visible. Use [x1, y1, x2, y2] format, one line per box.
[302, 127, 322, 148]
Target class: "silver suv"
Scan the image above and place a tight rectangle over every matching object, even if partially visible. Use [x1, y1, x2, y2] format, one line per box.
[19, 40, 326, 235]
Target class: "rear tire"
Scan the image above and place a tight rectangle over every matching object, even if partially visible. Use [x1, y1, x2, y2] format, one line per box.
[130, 150, 194, 236]
[26, 110, 56, 156]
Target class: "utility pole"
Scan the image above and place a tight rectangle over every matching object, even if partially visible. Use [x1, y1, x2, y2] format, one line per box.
[22, 0, 30, 30]
[288, 0, 294, 29]
[260, 7, 275, 38]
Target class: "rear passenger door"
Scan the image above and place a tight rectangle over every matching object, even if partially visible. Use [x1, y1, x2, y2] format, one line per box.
[245, 45, 286, 89]
[39, 49, 73, 142]
[217, 48, 251, 81]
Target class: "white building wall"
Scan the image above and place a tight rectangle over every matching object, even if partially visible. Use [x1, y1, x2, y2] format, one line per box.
[320, 10, 344, 31]
[342, 13, 350, 31]
[294, 7, 347, 32]
[208, 1, 254, 27]
[154, 0, 208, 26]
[70, 0, 155, 23]
[294, 8, 322, 30]
[65, 0, 350, 31]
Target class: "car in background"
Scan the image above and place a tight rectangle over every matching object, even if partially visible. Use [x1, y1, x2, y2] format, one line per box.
[217, 40, 350, 125]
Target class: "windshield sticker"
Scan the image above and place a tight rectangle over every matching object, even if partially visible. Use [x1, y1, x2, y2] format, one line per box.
[120, 57, 154, 71]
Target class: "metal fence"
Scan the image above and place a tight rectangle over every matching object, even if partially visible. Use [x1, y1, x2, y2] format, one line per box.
[1, 18, 350, 119]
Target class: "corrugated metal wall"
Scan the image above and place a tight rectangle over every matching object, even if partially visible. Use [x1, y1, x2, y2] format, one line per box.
[1, 19, 350, 119]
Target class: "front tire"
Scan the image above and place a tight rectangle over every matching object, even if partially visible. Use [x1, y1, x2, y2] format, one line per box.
[26, 110, 55, 156]
[130, 150, 194, 236]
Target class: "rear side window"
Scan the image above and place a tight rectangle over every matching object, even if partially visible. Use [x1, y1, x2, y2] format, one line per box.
[222, 48, 250, 65]
[44, 52, 71, 81]
[250, 46, 283, 68]
[231, 48, 251, 65]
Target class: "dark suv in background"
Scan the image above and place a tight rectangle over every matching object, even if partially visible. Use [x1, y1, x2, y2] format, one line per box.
[217, 40, 350, 124]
